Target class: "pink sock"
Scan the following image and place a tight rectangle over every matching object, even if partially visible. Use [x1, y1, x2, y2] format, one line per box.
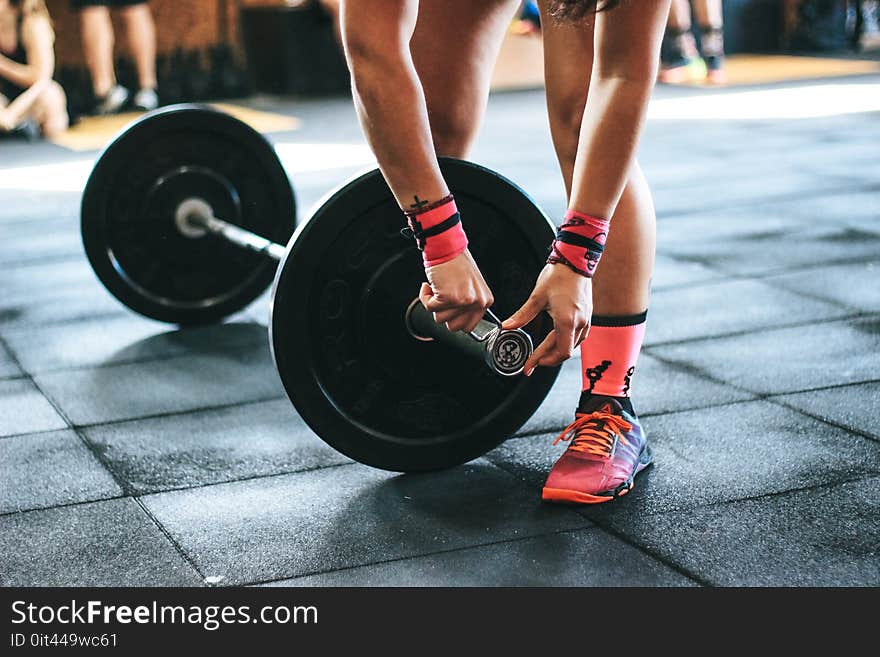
[580, 312, 648, 397]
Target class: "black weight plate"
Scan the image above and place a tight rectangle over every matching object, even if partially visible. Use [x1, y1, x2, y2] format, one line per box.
[81, 104, 296, 324]
[271, 158, 560, 472]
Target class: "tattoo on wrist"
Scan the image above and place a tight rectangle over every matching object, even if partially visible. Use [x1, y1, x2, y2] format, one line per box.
[409, 196, 431, 211]
[404, 194, 455, 217]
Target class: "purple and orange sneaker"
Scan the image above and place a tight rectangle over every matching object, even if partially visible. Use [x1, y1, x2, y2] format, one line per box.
[542, 397, 653, 505]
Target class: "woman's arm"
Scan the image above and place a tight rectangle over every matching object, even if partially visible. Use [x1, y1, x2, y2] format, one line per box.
[342, 0, 449, 208]
[0, 16, 55, 129]
[0, 77, 49, 130]
[342, 0, 493, 334]
[568, 0, 670, 218]
[0, 15, 54, 89]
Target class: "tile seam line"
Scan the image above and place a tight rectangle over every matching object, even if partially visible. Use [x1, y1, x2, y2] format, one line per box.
[642, 344, 877, 396]
[1, 452, 547, 519]
[509, 398, 762, 441]
[131, 497, 208, 584]
[521, 397, 880, 470]
[0, 393, 290, 440]
[2, 333, 137, 497]
[587, 472, 880, 523]
[237, 524, 697, 588]
[5, 374, 878, 447]
[643, 310, 872, 350]
[648, 262, 872, 316]
[763, 396, 880, 445]
[0, 494, 127, 519]
[0, 333, 79, 436]
[651, 254, 880, 288]
[654, 182, 880, 218]
[0, 310, 131, 334]
[60, 395, 289, 433]
[642, 348, 880, 446]
[485, 459, 714, 587]
[0, 458, 354, 519]
[20, 334, 272, 376]
[557, 473, 880, 586]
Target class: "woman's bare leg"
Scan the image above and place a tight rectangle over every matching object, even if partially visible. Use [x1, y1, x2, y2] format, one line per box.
[78, 6, 116, 97]
[693, 0, 723, 28]
[411, 0, 520, 157]
[119, 2, 157, 91]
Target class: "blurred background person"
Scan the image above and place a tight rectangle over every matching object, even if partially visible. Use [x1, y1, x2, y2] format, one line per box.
[659, 0, 727, 85]
[72, 0, 158, 114]
[0, 0, 68, 138]
[511, 1, 541, 36]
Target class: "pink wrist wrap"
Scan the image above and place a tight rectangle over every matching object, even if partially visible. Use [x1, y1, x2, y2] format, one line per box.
[547, 209, 610, 278]
[403, 195, 468, 267]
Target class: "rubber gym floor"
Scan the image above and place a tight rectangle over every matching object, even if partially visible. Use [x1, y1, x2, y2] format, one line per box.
[1, 61, 879, 587]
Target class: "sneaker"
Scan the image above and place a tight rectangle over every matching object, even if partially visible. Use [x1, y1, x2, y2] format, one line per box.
[542, 397, 653, 504]
[94, 84, 130, 115]
[133, 88, 160, 112]
[657, 57, 707, 85]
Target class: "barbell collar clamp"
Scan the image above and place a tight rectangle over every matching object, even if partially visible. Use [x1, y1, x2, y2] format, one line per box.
[177, 197, 286, 261]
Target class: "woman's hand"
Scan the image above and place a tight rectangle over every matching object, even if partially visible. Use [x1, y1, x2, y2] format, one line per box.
[502, 263, 592, 376]
[419, 249, 494, 334]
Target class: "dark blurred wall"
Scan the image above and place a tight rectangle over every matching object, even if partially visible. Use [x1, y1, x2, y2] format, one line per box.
[723, 0, 786, 53]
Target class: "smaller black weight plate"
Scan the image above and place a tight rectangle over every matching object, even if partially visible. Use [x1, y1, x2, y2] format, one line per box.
[81, 104, 296, 324]
[271, 158, 560, 473]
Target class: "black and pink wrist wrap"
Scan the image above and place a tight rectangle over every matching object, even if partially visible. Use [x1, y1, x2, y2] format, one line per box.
[402, 194, 468, 268]
[547, 209, 610, 278]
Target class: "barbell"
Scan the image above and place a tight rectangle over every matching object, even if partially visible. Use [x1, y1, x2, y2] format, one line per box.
[81, 104, 561, 472]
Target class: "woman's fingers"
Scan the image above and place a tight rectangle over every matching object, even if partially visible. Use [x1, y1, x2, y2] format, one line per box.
[458, 309, 487, 334]
[573, 322, 590, 349]
[432, 308, 460, 324]
[432, 304, 487, 334]
[542, 319, 576, 366]
[523, 317, 586, 375]
[523, 330, 557, 376]
[502, 295, 543, 330]
[418, 283, 434, 309]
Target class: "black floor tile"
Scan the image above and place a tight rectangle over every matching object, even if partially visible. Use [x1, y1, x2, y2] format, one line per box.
[83, 399, 349, 495]
[267, 528, 695, 587]
[0, 430, 120, 513]
[602, 476, 880, 586]
[34, 347, 285, 426]
[0, 498, 203, 586]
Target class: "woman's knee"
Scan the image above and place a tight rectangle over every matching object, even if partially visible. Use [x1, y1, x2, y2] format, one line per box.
[428, 107, 477, 158]
[118, 2, 151, 23]
[38, 82, 69, 137]
[548, 93, 587, 163]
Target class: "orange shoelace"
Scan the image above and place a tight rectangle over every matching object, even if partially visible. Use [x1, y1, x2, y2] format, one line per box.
[553, 411, 633, 458]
